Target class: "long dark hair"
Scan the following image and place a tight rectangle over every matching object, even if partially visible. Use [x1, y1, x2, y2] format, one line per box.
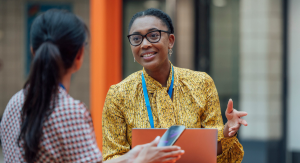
[128, 8, 174, 34]
[18, 9, 88, 162]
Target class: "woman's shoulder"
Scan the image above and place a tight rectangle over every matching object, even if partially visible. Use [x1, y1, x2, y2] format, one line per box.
[40, 88, 86, 116]
[9, 89, 25, 103]
[3, 89, 25, 116]
[175, 66, 214, 83]
[48, 88, 89, 122]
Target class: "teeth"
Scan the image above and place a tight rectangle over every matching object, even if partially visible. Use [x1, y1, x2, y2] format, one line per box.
[144, 53, 154, 57]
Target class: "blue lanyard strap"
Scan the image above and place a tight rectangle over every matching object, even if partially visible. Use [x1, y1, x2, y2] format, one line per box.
[168, 66, 174, 98]
[141, 66, 174, 128]
[59, 83, 66, 90]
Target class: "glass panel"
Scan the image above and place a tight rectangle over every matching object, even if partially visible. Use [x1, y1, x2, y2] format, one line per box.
[210, 0, 240, 122]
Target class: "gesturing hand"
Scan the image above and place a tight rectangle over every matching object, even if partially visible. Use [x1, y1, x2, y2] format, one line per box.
[133, 136, 185, 163]
[224, 99, 248, 137]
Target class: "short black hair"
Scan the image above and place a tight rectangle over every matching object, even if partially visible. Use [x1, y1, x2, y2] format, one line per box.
[128, 8, 174, 34]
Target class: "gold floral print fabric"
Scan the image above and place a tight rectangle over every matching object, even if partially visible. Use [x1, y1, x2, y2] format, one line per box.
[102, 64, 244, 162]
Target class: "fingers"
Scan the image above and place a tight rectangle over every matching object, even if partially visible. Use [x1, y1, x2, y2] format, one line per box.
[228, 131, 237, 137]
[229, 118, 248, 128]
[165, 149, 185, 157]
[159, 146, 182, 152]
[229, 123, 240, 131]
[227, 118, 248, 137]
[228, 123, 240, 137]
[162, 149, 185, 159]
[149, 136, 160, 147]
[237, 111, 248, 117]
[228, 123, 239, 137]
[133, 145, 143, 151]
[239, 118, 248, 126]
[229, 126, 238, 132]
[225, 99, 234, 120]
[226, 99, 233, 114]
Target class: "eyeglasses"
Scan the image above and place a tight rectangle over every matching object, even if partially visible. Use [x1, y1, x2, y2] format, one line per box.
[127, 30, 170, 46]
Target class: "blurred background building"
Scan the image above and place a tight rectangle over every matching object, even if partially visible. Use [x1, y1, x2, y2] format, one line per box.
[0, 0, 299, 162]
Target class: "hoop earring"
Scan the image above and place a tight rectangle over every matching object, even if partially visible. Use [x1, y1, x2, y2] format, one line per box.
[168, 49, 173, 56]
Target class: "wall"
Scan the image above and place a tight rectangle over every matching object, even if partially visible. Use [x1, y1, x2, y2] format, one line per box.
[240, 0, 282, 141]
[210, 0, 240, 118]
[239, 0, 283, 162]
[0, 0, 26, 116]
[288, 0, 300, 156]
[0, 0, 91, 117]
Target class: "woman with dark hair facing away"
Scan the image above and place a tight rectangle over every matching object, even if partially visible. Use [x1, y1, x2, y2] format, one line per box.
[0, 9, 184, 163]
[102, 8, 248, 162]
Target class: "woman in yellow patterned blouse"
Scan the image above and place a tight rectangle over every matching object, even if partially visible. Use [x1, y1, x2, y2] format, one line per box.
[103, 8, 248, 163]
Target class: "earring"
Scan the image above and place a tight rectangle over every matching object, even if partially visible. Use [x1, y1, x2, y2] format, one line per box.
[168, 49, 173, 56]
[134, 57, 136, 62]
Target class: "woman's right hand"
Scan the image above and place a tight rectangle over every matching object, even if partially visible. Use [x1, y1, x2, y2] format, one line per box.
[133, 136, 185, 163]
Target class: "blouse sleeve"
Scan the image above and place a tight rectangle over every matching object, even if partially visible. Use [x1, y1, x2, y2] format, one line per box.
[102, 86, 130, 161]
[200, 74, 244, 163]
[46, 102, 102, 162]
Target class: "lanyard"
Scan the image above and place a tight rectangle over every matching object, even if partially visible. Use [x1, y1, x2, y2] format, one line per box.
[141, 66, 174, 128]
[59, 83, 66, 90]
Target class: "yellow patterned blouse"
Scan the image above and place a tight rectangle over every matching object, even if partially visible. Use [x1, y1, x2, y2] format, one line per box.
[102, 65, 244, 162]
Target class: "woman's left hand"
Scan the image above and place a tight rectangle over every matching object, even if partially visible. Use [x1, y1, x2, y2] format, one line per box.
[224, 99, 248, 137]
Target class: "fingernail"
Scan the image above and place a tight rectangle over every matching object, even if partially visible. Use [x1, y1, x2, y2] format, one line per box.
[181, 150, 185, 153]
[156, 136, 160, 140]
[177, 147, 181, 150]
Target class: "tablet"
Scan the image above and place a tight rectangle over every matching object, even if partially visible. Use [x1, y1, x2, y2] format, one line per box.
[132, 128, 218, 163]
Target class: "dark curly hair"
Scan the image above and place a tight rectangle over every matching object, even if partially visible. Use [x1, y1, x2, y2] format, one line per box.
[128, 8, 174, 34]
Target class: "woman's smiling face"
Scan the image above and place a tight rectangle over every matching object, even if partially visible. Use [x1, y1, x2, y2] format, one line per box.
[129, 16, 175, 71]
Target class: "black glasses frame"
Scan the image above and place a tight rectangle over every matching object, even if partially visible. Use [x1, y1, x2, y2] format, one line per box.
[127, 30, 171, 46]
